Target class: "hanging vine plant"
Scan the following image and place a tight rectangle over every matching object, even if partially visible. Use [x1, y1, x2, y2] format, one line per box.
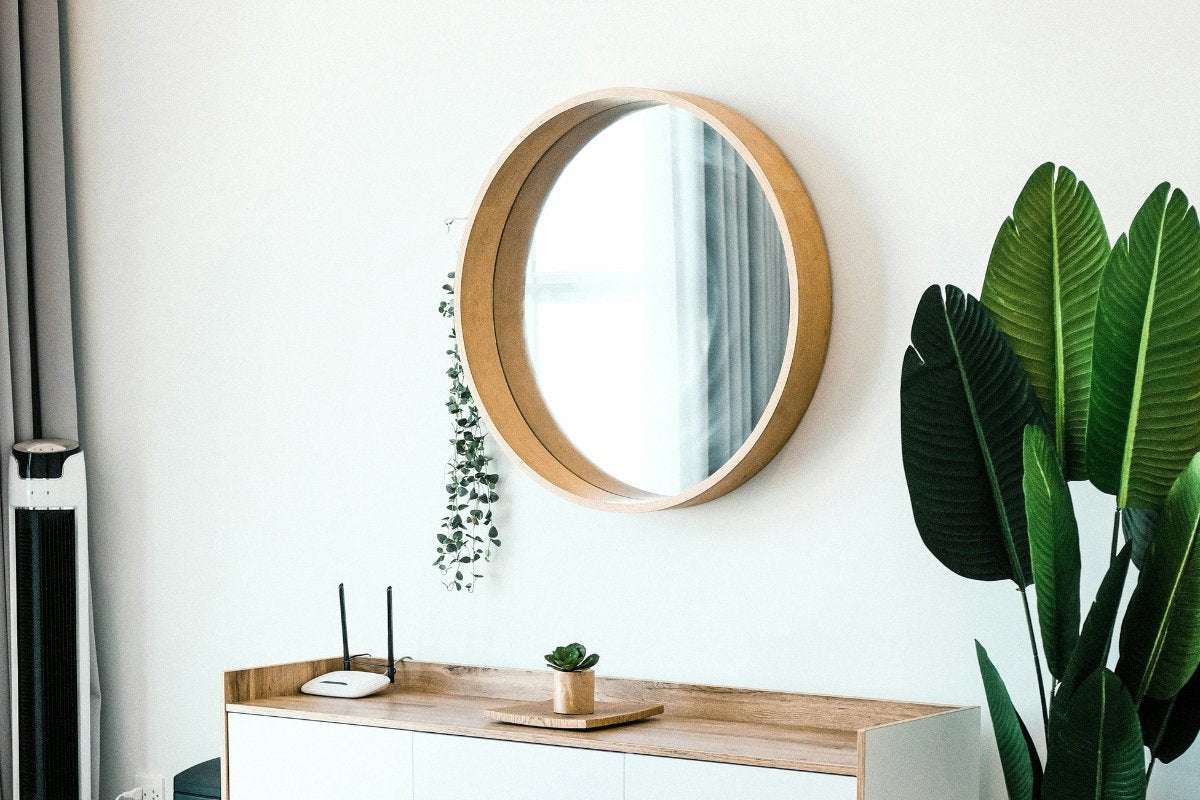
[436, 272, 501, 592]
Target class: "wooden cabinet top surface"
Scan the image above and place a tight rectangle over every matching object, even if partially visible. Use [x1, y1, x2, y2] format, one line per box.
[224, 658, 972, 778]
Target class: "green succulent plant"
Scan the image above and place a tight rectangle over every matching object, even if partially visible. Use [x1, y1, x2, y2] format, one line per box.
[545, 643, 600, 672]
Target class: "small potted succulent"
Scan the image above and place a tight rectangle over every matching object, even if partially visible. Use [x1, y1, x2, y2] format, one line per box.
[545, 642, 599, 715]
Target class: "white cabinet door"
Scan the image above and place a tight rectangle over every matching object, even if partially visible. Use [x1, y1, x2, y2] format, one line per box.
[412, 733, 623, 800]
[228, 713, 413, 800]
[624, 754, 857, 800]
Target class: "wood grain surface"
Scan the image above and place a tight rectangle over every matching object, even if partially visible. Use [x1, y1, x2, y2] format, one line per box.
[485, 699, 664, 730]
[224, 659, 966, 777]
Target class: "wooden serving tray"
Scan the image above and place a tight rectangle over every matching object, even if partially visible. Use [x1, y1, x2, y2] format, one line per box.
[484, 699, 665, 730]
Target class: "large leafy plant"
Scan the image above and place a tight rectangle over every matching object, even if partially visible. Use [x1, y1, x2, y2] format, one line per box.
[902, 163, 1200, 798]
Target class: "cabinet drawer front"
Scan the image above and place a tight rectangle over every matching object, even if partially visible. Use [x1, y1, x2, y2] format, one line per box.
[624, 754, 857, 800]
[228, 714, 413, 800]
[412, 733, 623, 800]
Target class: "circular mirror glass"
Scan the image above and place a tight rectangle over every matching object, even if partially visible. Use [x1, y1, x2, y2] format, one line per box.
[517, 105, 791, 496]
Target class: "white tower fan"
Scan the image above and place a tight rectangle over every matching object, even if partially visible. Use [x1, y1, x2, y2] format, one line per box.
[7, 439, 91, 800]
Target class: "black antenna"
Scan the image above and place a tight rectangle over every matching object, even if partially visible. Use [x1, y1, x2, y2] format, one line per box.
[339, 583, 351, 672]
[386, 586, 395, 683]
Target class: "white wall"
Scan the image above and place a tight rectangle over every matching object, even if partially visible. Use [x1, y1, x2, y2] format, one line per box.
[60, 1, 1200, 798]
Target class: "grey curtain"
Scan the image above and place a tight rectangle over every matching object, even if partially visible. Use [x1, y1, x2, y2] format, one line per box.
[0, 1, 98, 799]
[702, 127, 789, 474]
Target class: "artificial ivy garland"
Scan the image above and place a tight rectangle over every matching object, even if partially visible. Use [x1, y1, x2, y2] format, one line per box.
[436, 272, 501, 592]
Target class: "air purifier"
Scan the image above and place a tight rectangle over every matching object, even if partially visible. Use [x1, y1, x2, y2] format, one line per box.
[7, 438, 90, 800]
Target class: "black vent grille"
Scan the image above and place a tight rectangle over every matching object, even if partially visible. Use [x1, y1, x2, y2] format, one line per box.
[15, 508, 80, 800]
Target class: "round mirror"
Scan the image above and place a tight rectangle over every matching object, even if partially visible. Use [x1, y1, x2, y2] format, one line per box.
[457, 89, 830, 511]
[523, 105, 790, 496]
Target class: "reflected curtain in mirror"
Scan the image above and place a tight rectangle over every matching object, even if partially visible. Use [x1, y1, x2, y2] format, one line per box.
[670, 112, 789, 486]
[698, 122, 788, 475]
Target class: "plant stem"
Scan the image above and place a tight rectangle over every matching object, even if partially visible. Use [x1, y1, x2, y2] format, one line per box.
[1146, 758, 1156, 780]
[1018, 584, 1051, 732]
[1110, 507, 1121, 563]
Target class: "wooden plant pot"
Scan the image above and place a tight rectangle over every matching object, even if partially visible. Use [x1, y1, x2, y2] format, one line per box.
[552, 670, 595, 715]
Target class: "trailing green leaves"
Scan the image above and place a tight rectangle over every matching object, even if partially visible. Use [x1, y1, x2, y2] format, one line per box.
[982, 163, 1109, 480]
[1043, 669, 1147, 800]
[1087, 184, 1200, 508]
[977, 642, 1042, 800]
[901, 285, 1048, 584]
[437, 272, 501, 592]
[1118, 453, 1200, 701]
[1024, 425, 1082, 679]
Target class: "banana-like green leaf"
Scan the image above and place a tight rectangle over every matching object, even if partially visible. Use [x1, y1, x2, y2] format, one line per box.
[977, 641, 1042, 800]
[1121, 506, 1160, 570]
[1087, 184, 1200, 508]
[1140, 663, 1200, 764]
[901, 285, 1047, 584]
[1024, 425, 1082, 679]
[1052, 546, 1131, 733]
[982, 163, 1109, 481]
[1118, 453, 1200, 701]
[1043, 669, 1147, 800]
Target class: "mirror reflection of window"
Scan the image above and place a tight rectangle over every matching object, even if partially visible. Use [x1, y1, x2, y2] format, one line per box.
[524, 105, 789, 497]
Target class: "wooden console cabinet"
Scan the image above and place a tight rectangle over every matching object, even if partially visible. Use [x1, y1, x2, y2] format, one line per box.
[223, 658, 979, 800]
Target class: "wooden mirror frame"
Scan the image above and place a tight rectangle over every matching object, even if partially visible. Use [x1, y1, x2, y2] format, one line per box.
[455, 88, 831, 511]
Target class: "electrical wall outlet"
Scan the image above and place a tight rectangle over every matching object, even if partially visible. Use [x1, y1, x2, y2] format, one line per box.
[136, 773, 164, 800]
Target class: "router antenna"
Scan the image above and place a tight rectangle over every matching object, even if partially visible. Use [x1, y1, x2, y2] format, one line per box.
[339, 583, 351, 671]
[386, 586, 395, 683]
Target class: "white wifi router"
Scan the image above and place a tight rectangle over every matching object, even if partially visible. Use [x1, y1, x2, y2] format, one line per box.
[301, 670, 390, 699]
[300, 584, 395, 699]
